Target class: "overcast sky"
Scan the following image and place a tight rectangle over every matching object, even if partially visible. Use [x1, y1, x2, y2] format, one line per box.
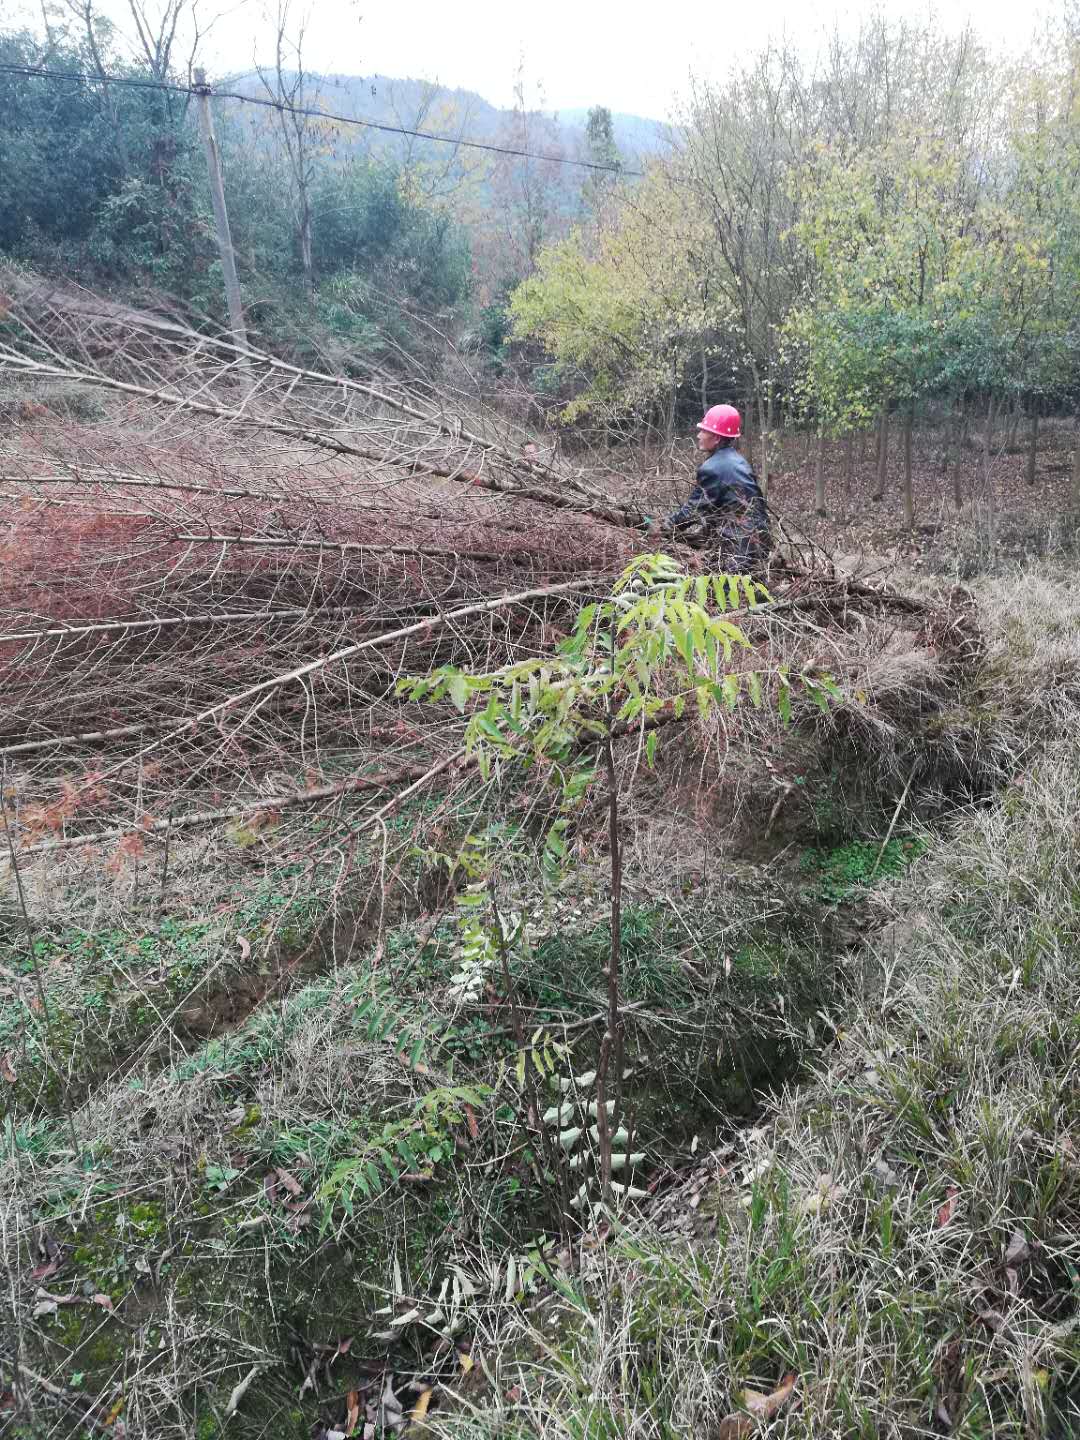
[11, 0, 1053, 119]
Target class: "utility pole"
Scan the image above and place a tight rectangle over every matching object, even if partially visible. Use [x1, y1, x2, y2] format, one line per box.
[193, 69, 250, 371]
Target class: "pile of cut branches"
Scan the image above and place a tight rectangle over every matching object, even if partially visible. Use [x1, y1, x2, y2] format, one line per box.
[0, 270, 996, 927]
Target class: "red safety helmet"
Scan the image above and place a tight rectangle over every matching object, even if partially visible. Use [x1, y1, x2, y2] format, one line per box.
[697, 404, 741, 439]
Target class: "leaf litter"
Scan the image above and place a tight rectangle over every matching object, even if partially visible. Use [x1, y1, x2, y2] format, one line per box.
[715, 1373, 798, 1438]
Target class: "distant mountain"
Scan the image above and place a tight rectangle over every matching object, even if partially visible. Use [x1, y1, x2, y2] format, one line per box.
[225, 71, 666, 165]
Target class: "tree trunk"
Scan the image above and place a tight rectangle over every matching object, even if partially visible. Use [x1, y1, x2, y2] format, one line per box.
[873, 404, 889, 501]
[755, 392, 769, 497]
[982, 393, 997, 560]
[595, 714, 624, 1204]
[194, 71, 250, 374]
[814, 430, 826, 516]
[700, 348, 708, 414]
[981, 394, 996, 492]
[1026, 407, 1039, 487]
[902, 409, 914, 529]
[843, 431, 854, 514]
[952, 396, 965, 511]
[743, 397, 755, 470]
[299, 201, 314, 300]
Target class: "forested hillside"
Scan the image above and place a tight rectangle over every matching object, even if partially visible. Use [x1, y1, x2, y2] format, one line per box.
[7, 9, 1080, 483]
[2, 5, 1080, 1439]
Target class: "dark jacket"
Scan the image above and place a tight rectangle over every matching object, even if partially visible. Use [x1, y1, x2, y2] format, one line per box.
[666, 446, 770, 545]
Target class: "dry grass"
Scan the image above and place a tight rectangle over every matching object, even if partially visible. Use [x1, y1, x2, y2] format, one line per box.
[6, 274, 1080, 1437]
[421, 568, 1080, 1440]
[0, 560, 1029, 1435]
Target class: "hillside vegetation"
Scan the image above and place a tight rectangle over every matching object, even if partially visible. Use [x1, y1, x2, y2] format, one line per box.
[10, 8, 1080, 473]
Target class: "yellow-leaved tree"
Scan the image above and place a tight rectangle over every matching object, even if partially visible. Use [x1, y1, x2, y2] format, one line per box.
[509, 164, 736, 437]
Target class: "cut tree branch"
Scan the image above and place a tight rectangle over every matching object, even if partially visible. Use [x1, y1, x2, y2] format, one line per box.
[14, 755, 446, 854]
[171, 533, 517, 562]
[3, 576, 598, 776]
[0, 605, 360, 646]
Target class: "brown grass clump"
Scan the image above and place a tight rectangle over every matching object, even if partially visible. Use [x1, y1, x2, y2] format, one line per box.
[432, 567, 1080, 1439]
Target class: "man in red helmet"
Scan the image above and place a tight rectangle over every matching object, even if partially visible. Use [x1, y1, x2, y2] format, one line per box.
[658, 404, 770, 567]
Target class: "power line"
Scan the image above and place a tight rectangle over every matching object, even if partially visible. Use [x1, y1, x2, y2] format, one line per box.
[0, 61, 644, 178]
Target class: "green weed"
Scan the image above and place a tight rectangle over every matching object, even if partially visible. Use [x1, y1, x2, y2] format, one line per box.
[800, 834, 926, 903]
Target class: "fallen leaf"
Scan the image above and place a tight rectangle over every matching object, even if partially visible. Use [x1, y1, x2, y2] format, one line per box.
[275, 1167, 304, 1198]
[873, 1158, 900, 1188]
[743, 1373, 797, 1418]
[712, 1411, 756, 1438]
[0, 1053, 15, 1084]
[409, 1386, 433, 1428]
[29, 1254, 64, 1283]
[714, 1373, 797, 1439]
[1004, 1229, 1031, 1268]
[936, 1185, 959, 1228]
[335, 1336, 354, 1358]
[236, 934, 251, 962]
[346, 1389, 360, 1435]
[93, 1293, 114, 1311]
[456, 1347, 474, 1374]
[225, 1363, 263, 1419]
[464, 1103, 480, 1142]
[102, 1395, 124, 1427]
[394, 1048, 429, 1077]
[799, 1173, 845, 1216]
[33, 1285, 79, 1317]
